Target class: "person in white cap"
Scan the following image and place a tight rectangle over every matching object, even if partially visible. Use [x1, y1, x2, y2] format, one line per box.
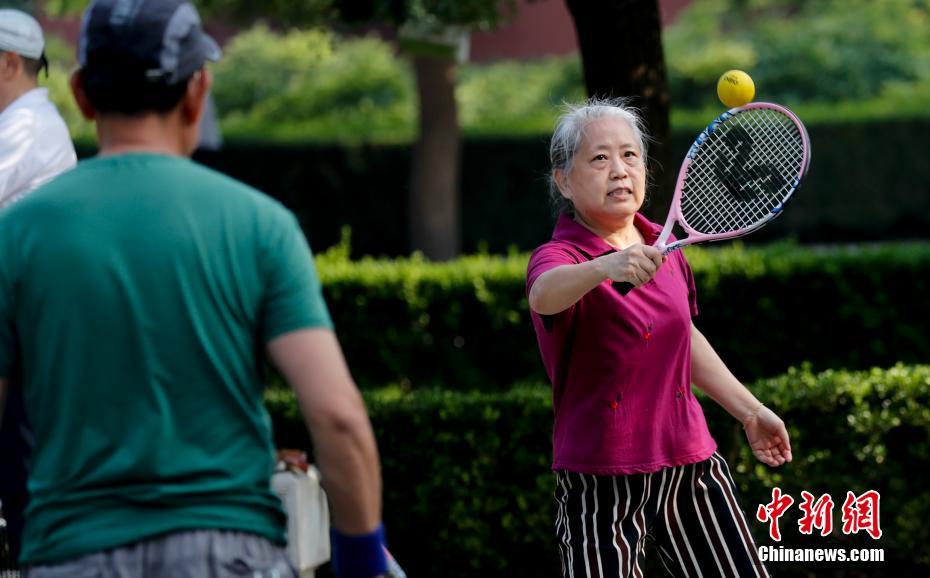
[0, 8, 76, 208]
[0, 7, 77, 565]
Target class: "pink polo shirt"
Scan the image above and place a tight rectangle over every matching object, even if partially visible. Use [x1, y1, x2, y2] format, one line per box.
[527, 213, 717, 475]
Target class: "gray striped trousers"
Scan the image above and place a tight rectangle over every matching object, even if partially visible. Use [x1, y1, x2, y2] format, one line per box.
[555, 452, 771, 578]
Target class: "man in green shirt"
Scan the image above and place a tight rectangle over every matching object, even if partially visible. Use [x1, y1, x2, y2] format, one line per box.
[0, 1, 386, 576]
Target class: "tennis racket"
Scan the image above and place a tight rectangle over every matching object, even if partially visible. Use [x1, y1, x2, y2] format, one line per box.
[615, 102, 811, 294]
[384, 546, 408, 578]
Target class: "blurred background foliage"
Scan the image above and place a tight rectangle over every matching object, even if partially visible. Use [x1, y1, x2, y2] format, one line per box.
[211, 26, 417, 142]
[39, 33, 94, 141]
[665, 0, 930, 124]
[665, 0, 930, 104]
[38, 0, 930, 143]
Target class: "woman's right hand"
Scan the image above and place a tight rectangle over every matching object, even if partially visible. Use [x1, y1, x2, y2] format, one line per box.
[598, 244, 665, 287]
[529, 244, 665, 315]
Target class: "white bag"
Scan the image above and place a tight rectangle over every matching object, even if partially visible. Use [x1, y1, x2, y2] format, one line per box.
[272, 463, 331, 576]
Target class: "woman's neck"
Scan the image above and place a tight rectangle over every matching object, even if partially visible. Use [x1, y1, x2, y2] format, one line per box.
[573, 212, 643, 250]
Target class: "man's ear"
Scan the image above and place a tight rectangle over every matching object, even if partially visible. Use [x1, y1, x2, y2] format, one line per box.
[181, 68, 211, 127]
[69, 70, 96, 120]
[0, 52, 18, 82]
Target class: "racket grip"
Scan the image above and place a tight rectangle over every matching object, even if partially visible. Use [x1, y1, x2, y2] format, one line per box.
[612, 281, 635, 295]
[384, 547, 408, 578]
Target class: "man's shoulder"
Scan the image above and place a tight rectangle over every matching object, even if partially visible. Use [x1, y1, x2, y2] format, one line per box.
[0, 101, 36, 124]
[173, 159, 291, 216]
[127, 156, 298, 228]
[0, 98, 41, 137]
[0, 89, 52, 124]
[14, 155, 294, 226]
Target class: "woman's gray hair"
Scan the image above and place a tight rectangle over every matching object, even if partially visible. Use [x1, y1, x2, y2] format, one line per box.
[548, 97, 651, 216]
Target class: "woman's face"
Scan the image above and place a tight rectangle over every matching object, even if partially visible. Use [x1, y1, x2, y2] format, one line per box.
[557, 116, 647, 230]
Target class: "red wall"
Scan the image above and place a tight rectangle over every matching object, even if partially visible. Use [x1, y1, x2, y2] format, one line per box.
[469, 0, 693, 63]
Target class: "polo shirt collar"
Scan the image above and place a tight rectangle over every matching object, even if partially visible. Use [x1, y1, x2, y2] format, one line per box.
[552, 213, 662, 257]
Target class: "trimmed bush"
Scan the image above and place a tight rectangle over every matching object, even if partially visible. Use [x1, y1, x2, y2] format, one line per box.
[316, 248, 537, 390]
[266, 364, 930, 577]
[205, 118, 929, 250]
[306, 242, 930, 390]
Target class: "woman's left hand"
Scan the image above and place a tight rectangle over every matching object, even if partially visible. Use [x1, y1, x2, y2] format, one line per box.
[744, 406, 792, 467]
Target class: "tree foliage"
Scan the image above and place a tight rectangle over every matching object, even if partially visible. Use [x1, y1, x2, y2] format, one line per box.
[211, 25, 415, 141]
[37, 0, 930, 142]
[665, 0, 930, 106]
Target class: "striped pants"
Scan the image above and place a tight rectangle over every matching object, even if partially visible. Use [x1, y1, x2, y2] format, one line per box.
[555, 452, 770, 578]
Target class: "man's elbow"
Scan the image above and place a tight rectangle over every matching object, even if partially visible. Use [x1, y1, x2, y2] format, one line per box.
[308, 392, 372, 440]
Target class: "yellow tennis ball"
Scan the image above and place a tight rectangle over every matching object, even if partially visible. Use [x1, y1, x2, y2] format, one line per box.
[717, 70, 756, 108]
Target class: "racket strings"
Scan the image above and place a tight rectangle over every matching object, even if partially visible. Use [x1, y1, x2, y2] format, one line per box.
[681, 108, 806, 234]
[687, 116, 798, 231]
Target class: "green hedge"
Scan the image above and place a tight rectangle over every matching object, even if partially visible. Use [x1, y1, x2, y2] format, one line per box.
[265, 364, 930, 578]
[208, 118, 930, 253]
[74, 117, 930, 256]
[316, 248, 536, 390]
[309, 242, 930, 390]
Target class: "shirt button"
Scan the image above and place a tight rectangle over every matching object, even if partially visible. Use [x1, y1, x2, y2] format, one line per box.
[676, 391, 683, 399]
[644, 332, 652, 341]
[610, 401, 619, 410]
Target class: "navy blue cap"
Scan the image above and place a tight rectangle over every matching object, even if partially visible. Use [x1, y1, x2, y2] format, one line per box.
[78, 0, 221, 84]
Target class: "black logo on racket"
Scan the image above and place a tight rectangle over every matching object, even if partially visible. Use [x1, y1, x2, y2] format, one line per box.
[713, 125, 787, 202]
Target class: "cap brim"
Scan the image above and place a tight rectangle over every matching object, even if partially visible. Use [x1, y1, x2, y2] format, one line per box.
[201, 33, 221, 62]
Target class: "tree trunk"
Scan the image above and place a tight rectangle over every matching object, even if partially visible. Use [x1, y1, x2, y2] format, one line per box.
[565, 0, 673, 220]
[409, 55, 461, 260]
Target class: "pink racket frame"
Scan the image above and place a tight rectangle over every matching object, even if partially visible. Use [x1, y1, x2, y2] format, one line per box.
[655, 102, 812, 254]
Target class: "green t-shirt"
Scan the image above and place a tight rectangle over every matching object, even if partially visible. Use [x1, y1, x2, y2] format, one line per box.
[0, 153, 333, 565]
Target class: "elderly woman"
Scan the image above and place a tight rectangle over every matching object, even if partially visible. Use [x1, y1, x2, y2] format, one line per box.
[526, 98, 792, 578]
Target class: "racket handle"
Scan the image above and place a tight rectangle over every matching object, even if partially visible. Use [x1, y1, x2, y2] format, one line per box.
[612, 281, 635, 295]
[384, 546, 408, 578]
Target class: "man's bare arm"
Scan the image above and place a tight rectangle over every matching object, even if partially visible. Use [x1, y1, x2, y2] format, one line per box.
[267, 328, 382, 534]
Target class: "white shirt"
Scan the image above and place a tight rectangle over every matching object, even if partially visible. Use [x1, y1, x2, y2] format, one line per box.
[0, 87, 77, 208]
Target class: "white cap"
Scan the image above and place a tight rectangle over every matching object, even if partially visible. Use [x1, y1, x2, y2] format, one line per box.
[0, 9, 45, 60]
